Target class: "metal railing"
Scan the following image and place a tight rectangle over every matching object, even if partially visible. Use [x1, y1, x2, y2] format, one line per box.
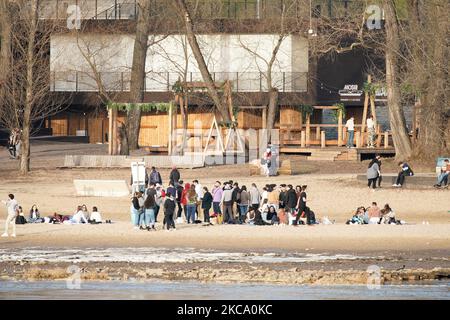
[50, 71, 308, 93]
[40, 0, 359, 21]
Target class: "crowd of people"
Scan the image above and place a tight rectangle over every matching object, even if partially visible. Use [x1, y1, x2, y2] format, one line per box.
[130, 172, 320, 231]
[5, 155, 446, 236]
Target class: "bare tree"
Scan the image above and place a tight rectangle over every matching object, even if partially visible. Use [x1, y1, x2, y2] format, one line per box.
[383, 0, 412, 160]
[236, 1, 298, 142]
[126, 0, 152, 151]
[173, 0, 231, 123]
[0, 0, 71, 174]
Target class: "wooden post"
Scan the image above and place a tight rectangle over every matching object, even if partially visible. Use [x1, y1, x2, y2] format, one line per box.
[305, 114, 311, 146]
[108, 107, 113, 155]
[301, 130, 306, 147]
[343, 127, 347, 146]
[262, 106, 267, 129]
[299, 110, 303, 130]
[370, 95, 377, 127]
[321, 130, 326, 148]
[315, 126, 321, 141]
[355, 131, 361, 148]
[112, 108, 118, 155]
[376, 131, 383, 148]
[338, 109, 343, 146]
[384, 131, 389, 148]
[361, 75, 371, 144]
[172, 102, 177, 153]
[168, 102, 173, 154]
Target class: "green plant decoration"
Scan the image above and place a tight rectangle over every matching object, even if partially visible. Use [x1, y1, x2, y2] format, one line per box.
[332, 103, 346, 122]
[296, 104, 314, 119]
[106, 102, 172, 113]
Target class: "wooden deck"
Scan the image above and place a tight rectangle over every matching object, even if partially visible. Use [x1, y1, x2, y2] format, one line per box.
[280, 146, 395, 161]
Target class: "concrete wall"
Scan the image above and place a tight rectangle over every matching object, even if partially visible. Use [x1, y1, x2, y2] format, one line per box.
[50, 33, 309, 92]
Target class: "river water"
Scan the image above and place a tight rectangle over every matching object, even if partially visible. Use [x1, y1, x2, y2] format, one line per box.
[0, 280, 448, 300]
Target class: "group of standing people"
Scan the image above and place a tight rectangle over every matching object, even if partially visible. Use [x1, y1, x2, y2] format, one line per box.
[345, 115, 377, 149]
[129, 164, 318, 231]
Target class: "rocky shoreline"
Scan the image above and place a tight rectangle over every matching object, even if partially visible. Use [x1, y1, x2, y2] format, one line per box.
[2, 261, 449, 286]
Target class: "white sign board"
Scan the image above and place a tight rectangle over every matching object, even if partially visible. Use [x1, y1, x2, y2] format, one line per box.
[131, 162, 146, 193]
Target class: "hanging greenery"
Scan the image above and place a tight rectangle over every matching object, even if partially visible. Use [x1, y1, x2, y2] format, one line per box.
[331, 103, 346, 122]
[106, 102, 172, 113]
[295, 104, 314, 119]
[172, 80, 184, 94]
[218, 120, 239, 129]
[362, 82, 382, 97]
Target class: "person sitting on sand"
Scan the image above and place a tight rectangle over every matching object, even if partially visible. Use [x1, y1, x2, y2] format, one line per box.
[367, 202, 381, 224]
[246, 207, 270, 226]
[89, 206, 103, 224]
[266, 206, 279, 225]
[28, 205, 43, 223]
[346, 207, 366, 225]
[15, 206, 27, 225]
[277, 208, 288, 225]
[70, 206, 88, 224]
[380, 204, 404, 225]
[81, 204, 90, 221]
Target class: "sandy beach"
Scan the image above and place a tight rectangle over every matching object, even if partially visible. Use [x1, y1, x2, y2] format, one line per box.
[0, 141, 449, 285]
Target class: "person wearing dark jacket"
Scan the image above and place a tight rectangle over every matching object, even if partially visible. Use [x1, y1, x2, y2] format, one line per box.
[285, 185, 298, 216]
[201, 187, 213, 224]
[169, 166, 181, 186]
[278, 184, 287, 209]
[231, 182, 240, 220]
[149, 167, 162, 185]
[393, 162, 414, 187]
[175, 180, 184, 219]
[164, 192, 176, 230]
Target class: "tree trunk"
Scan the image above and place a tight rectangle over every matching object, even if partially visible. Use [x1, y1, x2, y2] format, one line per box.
[384, 0, 412, 161]
[174, 0, 230, 122]
[412, 1, 449, 159]
[127, 0, 151, 151]
[266, 88, 279, 143]
[19, 0, 38, 174]
[0, 0, 11, 87]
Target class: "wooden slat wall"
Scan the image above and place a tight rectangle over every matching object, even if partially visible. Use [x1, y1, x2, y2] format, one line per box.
[50, 117, 68, 136]
[88, 117, 107, 143]
[239, 110, 262, 129]
[280, 107, 301, 128]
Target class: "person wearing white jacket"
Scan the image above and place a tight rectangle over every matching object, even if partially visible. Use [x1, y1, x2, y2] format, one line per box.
[2, 194, 18, 237]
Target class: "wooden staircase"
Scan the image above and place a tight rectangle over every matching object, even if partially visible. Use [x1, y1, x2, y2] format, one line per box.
[307, 149, 358, 162]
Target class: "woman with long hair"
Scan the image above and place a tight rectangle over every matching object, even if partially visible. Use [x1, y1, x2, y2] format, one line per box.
[185, 184, 197, 224]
